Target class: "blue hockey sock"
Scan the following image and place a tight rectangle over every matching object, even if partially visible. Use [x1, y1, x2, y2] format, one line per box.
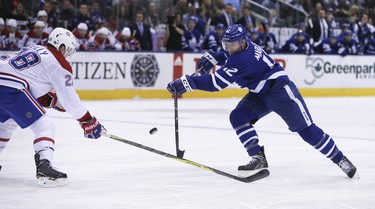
[298, 124, 343, 164]
[234, 123, 261, 156]
[230, 107, 261, 156]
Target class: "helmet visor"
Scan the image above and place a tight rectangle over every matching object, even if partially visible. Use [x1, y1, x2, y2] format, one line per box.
[221, 40, 241, 51]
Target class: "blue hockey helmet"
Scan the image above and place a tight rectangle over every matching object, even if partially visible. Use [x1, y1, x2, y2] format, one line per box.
[221, 24, 247, 52]
[222, 24, 247, 43]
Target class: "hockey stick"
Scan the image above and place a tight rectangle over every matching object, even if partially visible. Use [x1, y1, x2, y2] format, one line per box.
[102, 132, 270, 183]
[172, 67, 204, 159]
[174, 90, 185, 158]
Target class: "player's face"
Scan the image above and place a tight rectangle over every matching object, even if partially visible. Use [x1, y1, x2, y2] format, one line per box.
[222, 40, 241, 55]
[78, 29, 86, 36]
[297, 35, 304, 42]
[35, 26, 44, 36]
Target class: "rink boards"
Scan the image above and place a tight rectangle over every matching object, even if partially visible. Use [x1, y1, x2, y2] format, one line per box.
[1, 50, 374, 99]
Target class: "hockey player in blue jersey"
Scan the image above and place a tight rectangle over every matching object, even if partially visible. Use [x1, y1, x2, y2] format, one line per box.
[167, 24, 358, 179]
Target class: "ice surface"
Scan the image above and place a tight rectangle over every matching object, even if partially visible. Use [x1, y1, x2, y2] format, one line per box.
[1, 97, 374, 209]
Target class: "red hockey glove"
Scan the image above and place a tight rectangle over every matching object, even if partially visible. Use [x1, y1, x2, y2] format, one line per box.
[79, 117, 106, 139]
[37, 91, 65, 112]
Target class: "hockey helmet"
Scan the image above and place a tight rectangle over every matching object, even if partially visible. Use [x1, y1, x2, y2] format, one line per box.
[7, 19, 17, 28]
[48, 27, 77, 58]
[121, 27, 131, 37]
[77, 22, 88, 31]
[221, 24, 247, 51]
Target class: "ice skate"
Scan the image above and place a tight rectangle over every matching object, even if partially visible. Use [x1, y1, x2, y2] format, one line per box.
[338, 156, 359, 179]
[35, 153, 68, 187]
[238, 146, 268, 177]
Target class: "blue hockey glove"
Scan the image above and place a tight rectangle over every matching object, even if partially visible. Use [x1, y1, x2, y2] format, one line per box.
[167, 75, 197, 96]
[80, 117, 106, 139]
[197, 50, 218, 75]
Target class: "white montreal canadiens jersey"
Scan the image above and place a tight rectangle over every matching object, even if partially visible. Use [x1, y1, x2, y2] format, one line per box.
[0, 45, 88, 120]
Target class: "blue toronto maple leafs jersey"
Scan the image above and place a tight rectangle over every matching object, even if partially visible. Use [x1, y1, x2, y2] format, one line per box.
[191, 38, 289, 94]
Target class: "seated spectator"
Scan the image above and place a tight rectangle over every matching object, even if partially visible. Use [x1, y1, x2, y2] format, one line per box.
[0, 18, 5, 43]
[202, 23, 225, 52]
[338, 30, 359, 56]
[72, 22, 89, 51]
[259, 21, 278, 54]
[281, 30, 312, 54]
[195, 7, 208, 36]
[364, 37, 375, 55]
[87, 27, 113, 51]
[338, 23, 359, 43]
[181, 16, 203, 52]
[236, 6, 256, 32]
[37, 10, 53, 34]
[313, 34, 341, 54]
[212, 3, 235, 28]
[353, 14, 375, 50]
[12, 2, 28, 21]
[59, 0, 76, 30]
[72, 3, 95, 33]
[113, 27, 140, 51]
[90, 1, 105, 30]
[0, 19, 22, 50]
[43, 1, 58, 28]
[18, 21, 49, 48]
[249, 28, 263, 46]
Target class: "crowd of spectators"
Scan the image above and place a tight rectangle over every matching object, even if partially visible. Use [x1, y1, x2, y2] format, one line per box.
[0, 0, 375, 55]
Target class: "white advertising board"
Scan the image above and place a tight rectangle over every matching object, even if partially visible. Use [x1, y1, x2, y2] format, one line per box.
[69, 51, 174, 90]
[271, 54, 375, 88]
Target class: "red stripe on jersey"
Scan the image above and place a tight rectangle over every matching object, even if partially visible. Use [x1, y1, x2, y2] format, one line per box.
[34, 137, 55, 144]
[47, 46, 73, 74]
[0, 72, 30, 89]
[22, 89, 46, 114]
[0, 138, 10, 142]
[77, 111, 93, 122]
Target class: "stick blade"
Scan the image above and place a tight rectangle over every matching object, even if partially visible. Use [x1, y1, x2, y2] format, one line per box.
[177, 150, 185, 158]
[241, 169, 270, 183]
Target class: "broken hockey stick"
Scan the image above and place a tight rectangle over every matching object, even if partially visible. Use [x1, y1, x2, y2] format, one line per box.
[102, 132, 270, 183]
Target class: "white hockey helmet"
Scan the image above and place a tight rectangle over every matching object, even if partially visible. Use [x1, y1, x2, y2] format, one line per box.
[34, 20, 45, 28]
[37, 10, 48, 17]
[48, 27, 77, 58]
[7, 19, 17, 28]
[121, 27, 131, 37]
[77, 22, 88, 31]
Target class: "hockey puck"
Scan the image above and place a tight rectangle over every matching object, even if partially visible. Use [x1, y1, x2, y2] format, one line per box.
[149, 127, 158, 135]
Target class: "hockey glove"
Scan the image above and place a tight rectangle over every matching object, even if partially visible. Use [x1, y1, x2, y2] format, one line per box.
[80, 117, 106, 139]
[197, 50, 218, 75]
[37, 91, 65, 112]
[167, 75, 197, 96]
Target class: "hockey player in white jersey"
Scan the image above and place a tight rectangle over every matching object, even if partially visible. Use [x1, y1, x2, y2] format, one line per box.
[0, 27, 106, 187]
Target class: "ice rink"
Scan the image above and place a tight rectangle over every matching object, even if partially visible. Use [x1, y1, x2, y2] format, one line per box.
[1, 96, 374, 209]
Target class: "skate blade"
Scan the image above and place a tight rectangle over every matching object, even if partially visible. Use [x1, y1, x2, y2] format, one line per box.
[37, 177, 68, 187]
[238, 168, 268, 178]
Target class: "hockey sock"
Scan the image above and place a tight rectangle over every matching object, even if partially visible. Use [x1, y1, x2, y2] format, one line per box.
[230, 107, 261, 156]
[298, 124, 343, 164]
[234, 123, 261, 156]
[33, 137, 55, 162]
